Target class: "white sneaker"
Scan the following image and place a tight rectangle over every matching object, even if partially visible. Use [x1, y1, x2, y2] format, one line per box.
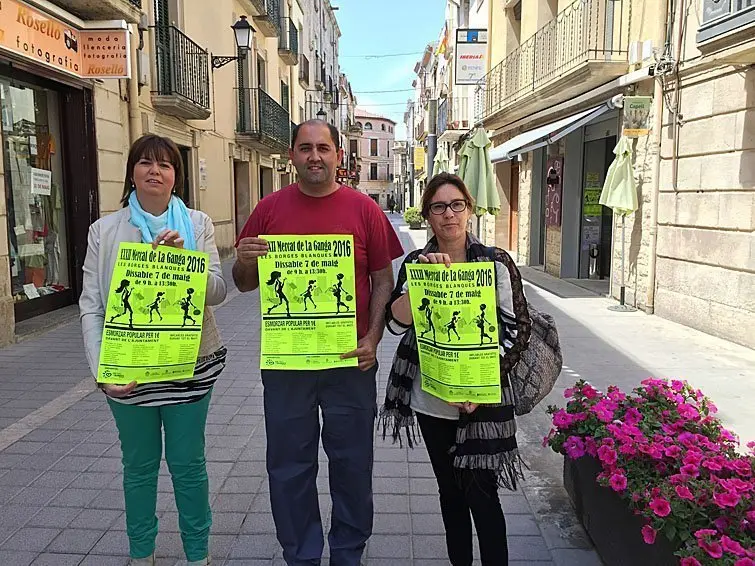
[128, 555, 155, 566]
[184, 557, 211, 566]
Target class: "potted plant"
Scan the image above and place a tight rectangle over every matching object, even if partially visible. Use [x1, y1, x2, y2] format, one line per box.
[545, 379, 755, 566]
[403, 207, 423, 230]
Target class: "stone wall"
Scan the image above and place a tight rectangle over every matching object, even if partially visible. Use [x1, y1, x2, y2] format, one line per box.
[654, 67, 755, 349]
[517, 154, 534, 265]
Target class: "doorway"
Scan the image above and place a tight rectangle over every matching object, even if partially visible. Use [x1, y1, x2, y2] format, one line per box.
[509, 161, 520, 251]
[578, 136, 616, 279]
[234, 160, 251, 237]
[259, 166, 274, 201]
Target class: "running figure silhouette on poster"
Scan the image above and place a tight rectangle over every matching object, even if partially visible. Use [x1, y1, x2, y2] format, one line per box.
[257, 235, 358, 370]
[148, 292, 165, 322]
[406, 262, 501, 404]
[109, 279, 134, 329]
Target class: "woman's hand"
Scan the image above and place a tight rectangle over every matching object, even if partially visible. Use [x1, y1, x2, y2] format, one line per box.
[449, 402, 479, 414]
[418, 253, 452, 267]
[99, 381, 137, 398]
[153, 229, 184, 249]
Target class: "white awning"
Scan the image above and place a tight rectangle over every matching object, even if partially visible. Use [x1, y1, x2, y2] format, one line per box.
[489, 104, 612, 163]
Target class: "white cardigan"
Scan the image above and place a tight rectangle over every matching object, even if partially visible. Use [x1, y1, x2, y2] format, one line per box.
[79, 206, 227, 380]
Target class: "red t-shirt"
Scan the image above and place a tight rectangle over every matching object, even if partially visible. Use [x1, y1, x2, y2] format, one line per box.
[237, 184, 404, 338]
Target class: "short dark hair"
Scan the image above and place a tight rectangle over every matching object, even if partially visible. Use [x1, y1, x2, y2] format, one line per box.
[420, 173, 475, 218]
[291, 120, 341, 150]
[122, 134, 185, 206]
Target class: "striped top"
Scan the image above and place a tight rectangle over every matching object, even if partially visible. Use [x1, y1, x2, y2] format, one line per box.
[107, 347, 227, 407]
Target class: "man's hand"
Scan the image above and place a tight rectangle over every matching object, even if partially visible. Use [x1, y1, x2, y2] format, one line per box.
[418, 253, 452, 267]
[449, 402, 479, 414]
[236, 237, 269, 267]
[341, 336, 378, 372]
[100, 381, 137, 398]
[153, 229, 184, 249]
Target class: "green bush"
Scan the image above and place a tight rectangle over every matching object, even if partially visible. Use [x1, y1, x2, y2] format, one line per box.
[403, 207, 423, 225]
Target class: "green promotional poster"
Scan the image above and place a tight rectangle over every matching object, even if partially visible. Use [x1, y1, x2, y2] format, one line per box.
[257, 235, 358, 370]
[98, 243, 210, 384]
[406, 263, 501, 403]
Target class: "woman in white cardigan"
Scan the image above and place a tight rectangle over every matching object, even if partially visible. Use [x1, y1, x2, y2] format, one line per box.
[79, 134, 227, 566]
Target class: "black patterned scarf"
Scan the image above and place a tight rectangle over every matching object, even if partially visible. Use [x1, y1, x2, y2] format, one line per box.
[379, 233, 532, 490]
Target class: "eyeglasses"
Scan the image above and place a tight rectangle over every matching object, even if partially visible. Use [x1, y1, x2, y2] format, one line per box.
[428, 200, 468, 216]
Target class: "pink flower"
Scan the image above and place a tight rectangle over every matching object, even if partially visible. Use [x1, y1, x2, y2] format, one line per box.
[720, 536, 746, 557]
[699, 539, 724, 559]
[671, 379, 685, 392]
[609, 473, 627, 492]
[713, 491, 741, 508]
[734, 559, 754, 566]
[563, 436, 586, 459]
[713, 517, 730, 531]
[680, 464, 700, 478]
[582, 384, 600, 399]
[732, 459, 753, 478]
[552, 410, 575, 429]
[680, 558, 702, 566]
[664, 445, 682, 458]
[563, 387, 576, 398]
[591, 404, 615, 423]
[597, 445, 618, 466]
[678, 403, 700, 420]
[649, 497, 671, 517]
[695, 529, 718, 540]
[702, 458, 723, 472]
[584, 437, 598, 457]
[675, 486, 694, 501]
[624, 407, 642, 426]
[641, 524, 656, 545]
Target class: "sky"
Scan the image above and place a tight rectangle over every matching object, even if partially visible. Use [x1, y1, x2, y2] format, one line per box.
[335, 0, 446, 140]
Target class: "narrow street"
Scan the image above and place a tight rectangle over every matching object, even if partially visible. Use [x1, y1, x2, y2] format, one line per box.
[0, 214, 753, 565]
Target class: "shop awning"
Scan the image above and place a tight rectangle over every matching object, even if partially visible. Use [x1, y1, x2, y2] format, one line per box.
[489, 103, 613, 163]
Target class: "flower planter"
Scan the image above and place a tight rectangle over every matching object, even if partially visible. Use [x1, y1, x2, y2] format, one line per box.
[564, 455, 680, 566]
[409, 222, 422, 230]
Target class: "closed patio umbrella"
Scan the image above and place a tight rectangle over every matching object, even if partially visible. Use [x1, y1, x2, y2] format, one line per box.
[458, 128, 499, 216]
[433, 145, 450, 175]
[600, 136, 639, 312]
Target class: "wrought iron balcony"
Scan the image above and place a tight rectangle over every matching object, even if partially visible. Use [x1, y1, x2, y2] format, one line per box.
[253, 0, 282, 38]
[299, 54, 310, 87]
[49, 0, 142, 22]
[437, 96, 471, 141]
[152, 25, 211, 120]
[476, 0, 630, 127]
[236, 87, 291, 153]
[278, 18, 299, 65]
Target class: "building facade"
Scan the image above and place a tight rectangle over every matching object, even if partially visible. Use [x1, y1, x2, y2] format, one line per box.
[0, 0, 353, 346]
[474, 0, 754, 348]
[356, 110, 396, 208]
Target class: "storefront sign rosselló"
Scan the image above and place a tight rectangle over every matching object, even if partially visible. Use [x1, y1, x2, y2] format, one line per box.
[0, 0, 130, 79]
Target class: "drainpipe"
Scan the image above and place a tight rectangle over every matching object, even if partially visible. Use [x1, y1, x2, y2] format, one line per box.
[128, 21, 143, 144]
[646, 0, 673, 313]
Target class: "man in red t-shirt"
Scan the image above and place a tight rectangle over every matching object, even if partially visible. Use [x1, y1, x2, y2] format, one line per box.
[234, 120, 403, 566]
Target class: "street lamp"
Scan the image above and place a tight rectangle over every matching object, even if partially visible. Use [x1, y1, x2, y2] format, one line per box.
[211, 16, 255, 70]
[316, 107, 327, 120]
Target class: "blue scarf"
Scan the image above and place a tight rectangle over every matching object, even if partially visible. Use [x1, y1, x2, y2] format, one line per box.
[128, 192, 197, 251]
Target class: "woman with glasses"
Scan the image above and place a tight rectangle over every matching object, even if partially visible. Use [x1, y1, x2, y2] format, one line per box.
[380, 172, 532, 566]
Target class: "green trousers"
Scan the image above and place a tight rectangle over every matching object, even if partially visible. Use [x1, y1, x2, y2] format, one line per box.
[108, 391, 213, 561]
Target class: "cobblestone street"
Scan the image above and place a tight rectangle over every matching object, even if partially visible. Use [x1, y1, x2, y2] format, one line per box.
[2, 214, 754, 565]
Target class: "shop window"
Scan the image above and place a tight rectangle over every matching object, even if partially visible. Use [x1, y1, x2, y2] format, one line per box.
[1, 80, 70, 314]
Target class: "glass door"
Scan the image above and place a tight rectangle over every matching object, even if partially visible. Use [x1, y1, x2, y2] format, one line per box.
[1, 78, 71, 320]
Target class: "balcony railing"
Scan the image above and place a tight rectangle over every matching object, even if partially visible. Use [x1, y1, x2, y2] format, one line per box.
[153, 25, 211, 119]
[129, 0, 141, 7]
[236, 87, 291, 152]
[252, 0, 282, 37]
[477, 0, 630, 122]
[437, 96, 470, 138]
[299, 54, 310, 87]
[278, 18, 299, 64]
